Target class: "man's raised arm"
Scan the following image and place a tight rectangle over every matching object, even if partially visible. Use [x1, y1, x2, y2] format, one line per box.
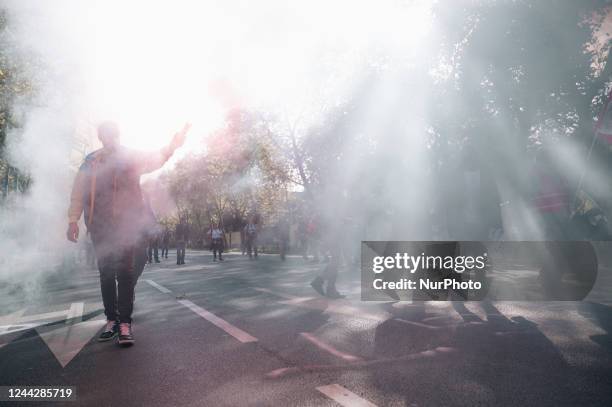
[137, 123, 192, 174]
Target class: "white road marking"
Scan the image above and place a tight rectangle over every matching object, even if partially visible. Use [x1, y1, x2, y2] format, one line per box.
[66, 302, 84, 324]
[266, 347, 457, 379]
[254, 287, 390, 321]
[145, 279, 172, 293]
[10, 310, 71, 323]
[0, 323, 44, 336]
[300, 332, 363, 362]
[253, 287, 315, 304]
[147, 279, 258, 343]
[316, 384, 378, 407]
[36, 315, 106, 368]
[0, 309, 25, 335]
[0, 304, 86, 337]
[392, 319, 439, 330]
[177, 299, 258, 343]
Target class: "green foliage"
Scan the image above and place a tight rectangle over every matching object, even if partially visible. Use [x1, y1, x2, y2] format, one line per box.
[166, 109, 291, 239]
[0, 9, 37, 199]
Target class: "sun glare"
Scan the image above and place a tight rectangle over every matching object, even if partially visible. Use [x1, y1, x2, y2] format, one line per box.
[74, 0, 433, 151]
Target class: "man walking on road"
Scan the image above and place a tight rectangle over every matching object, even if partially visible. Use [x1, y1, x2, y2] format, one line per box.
[66, 121, 191, 346]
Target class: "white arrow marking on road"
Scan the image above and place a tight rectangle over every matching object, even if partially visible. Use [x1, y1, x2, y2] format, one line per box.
[0, 303, 85, 338]
[316, 384, 378, 407]
[0, 310, 26, 349]
[0, 309, 26, 327]
[13, 310, 73, 323]
[36, 315, 106, 368]
[0, 302, 103, 368]
[66, 302, 84, 324]
[0, 309, 26, 344]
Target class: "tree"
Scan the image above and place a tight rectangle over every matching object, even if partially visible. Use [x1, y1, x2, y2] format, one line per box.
[0, 10, 36, 201]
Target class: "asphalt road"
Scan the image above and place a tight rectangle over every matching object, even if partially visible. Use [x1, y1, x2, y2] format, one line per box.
[1, 250, 612, 406]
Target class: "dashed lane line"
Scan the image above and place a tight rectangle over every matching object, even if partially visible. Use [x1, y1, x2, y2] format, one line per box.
[266, 347, 457, 379]
[177, 299, 258, 343]
[253, 287, 315, 304]
[253, 287, 390, 321]
[300, 332, 363, 362]
[144, 279, 172, 293]
[316, 384, 378, 407]
[145, 279, 258, 343]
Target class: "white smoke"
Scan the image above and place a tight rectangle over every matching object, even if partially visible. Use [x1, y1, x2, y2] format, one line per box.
[0, 1, 435, 294]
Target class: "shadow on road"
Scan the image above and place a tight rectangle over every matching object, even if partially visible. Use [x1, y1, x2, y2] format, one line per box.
[370, 301, 607, 406]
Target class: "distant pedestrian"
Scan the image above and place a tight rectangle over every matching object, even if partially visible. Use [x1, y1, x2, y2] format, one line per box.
[144, 199, 160, 264]
[175, 220, 189, 265]
[310, 219, 345, 299]
[208, 223, 225, 261]
[160, 228, 170, 259]
[147, 234, 160, 264]
[240, 226, 247, 256]
[244, 217, 258, 259]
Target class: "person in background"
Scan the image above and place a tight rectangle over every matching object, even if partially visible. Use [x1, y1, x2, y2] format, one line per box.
[144, 197, 160, 264]
[208, 222, 226, 261]
[310, 219, 345, 299]
[147, 233, 160, 264]
[66, 121, 191, 346]
[160, 227, 170, 259]
[244, 217, 258, 259]
[175, 219, 189, 265]
[240, 225, 247, 256]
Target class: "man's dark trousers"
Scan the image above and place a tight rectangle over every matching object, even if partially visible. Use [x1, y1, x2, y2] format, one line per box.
[93, 234, 147, 323]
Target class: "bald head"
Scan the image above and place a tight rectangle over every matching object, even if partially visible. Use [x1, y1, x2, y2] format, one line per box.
[97, 121, 120, 149]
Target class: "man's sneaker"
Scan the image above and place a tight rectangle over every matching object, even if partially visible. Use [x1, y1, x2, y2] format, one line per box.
[117, 322, 135, 346]
[98, 320, 118, 342]
[310, 276, 325, 296]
